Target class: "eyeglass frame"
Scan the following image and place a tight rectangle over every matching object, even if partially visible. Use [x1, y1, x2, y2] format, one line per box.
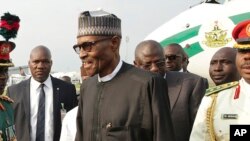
[139, 59, 166, 70]
[165, 54, 182, 61]
[73, 37, 112, 54]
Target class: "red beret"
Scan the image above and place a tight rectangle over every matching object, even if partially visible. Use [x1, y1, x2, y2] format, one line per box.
[232, 20, 250, 49]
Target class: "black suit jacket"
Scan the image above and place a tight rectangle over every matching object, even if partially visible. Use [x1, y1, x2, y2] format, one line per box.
[7, 76, 78, 141]
[165, 71, 207, 141]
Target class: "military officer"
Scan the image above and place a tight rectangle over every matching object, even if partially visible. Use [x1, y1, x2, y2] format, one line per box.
[190, 19, 250, 141]
[0, 90, 15, 141]
[0, 12, 20, 141]
[0, 59, 16, 141]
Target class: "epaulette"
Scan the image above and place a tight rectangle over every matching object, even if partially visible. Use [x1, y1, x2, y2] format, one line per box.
[0, 95, 14, 103]
[206, 81, 239, 96]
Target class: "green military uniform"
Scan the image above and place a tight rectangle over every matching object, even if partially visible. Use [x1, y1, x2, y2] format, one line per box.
[0, 95, 16, 141]
[0, 12, 20, 141]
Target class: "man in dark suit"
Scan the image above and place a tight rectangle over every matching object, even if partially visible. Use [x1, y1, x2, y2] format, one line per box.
[164, 43, 209, 88]
[134, 40, 207, 141]
[8, 45, 78, 141]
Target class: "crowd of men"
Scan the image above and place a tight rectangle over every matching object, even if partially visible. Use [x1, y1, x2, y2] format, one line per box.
[1, 9, 250, 141]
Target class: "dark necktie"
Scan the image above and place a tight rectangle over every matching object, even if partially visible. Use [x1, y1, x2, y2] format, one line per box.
[36, 84, 45, 141]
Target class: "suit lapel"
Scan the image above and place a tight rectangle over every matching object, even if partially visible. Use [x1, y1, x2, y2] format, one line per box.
[23, 79, 31, 132]
[51, 76, 61, 141]
[166, 72, 183, 112]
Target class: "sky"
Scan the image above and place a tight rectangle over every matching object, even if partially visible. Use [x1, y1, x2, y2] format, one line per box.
[1, 0, 202, 72]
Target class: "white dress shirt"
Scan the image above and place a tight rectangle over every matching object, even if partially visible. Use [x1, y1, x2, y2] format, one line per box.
[178, 68, 184, 72]
[30, 76, 54, 141]
[98, 59, 123, 82]
[60, 106, 78, 141]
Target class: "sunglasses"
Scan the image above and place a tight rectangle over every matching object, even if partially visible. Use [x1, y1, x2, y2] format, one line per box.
[165, 55, 181, 61]
[73, 37, 112, 54]
[140, 59, 165, 70]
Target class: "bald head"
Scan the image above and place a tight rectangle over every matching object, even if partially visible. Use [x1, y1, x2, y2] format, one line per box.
[60, 75, 72, 83]
[135, 40, 164, 60]
[165, 43, 186, 57]
[212, 47, 237, 60]
[134, 40, 166, 76]
[209, 47, 240, 85]
[30, 45, 51, 59]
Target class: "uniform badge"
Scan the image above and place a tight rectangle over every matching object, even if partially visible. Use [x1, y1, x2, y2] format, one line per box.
[221, 114, 238, 120]
[60, 103, 66, 121]
[246, 23, 250, 37]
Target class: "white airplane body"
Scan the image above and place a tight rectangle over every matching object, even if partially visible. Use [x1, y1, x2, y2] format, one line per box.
[145, 0, 250, 83]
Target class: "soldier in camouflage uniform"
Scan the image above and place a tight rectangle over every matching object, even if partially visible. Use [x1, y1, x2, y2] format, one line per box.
[0, 12, 20, 141]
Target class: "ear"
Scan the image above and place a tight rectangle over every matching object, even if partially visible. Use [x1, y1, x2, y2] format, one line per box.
[182, 56, 187, 62]
[133, 60, 138, 66]
[110, 36, 121, 51]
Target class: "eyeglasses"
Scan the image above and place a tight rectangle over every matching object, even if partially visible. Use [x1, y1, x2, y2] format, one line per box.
[165, 55, 181, 61]
[73, 37, 112, 54]
[140, 59, 165, 70]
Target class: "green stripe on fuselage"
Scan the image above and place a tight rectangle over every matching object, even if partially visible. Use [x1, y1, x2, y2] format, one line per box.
[159, 12, 250, 58]
[160, 25, 201, 47]
[184, 42, 204, 57]
[230, 12, 250, 24]
[159, 25, 203, 58]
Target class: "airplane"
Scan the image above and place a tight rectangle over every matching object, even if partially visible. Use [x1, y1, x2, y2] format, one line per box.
[144, 0, 250, 84]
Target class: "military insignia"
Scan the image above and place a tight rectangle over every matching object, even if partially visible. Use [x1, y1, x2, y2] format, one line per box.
[246, 23, 250, 37]
[0, 43, 10, 55]
[206, 81, 239, 96]
[221, 114, 238, 120]
[202, 21, 232, 47]
[60, 103, 66, 121]
[234, 84, 240, 99]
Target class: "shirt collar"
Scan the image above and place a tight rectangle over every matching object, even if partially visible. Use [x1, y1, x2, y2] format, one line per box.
[31, 75, 52, 89]
[178, 68, 184, 72]
[240, 78, 250, 94]
[98, 59, 123, 82]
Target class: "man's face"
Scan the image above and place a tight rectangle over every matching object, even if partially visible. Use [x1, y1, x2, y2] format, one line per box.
[164, 46, 183, 71]
[29, 50, 52, 83]
[236, 49, 250, 83]
[76, 35, 117, 77]
[0, 68, 8, 95]
[209, 51, 238, 85]
[134, 48, 166, 76]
